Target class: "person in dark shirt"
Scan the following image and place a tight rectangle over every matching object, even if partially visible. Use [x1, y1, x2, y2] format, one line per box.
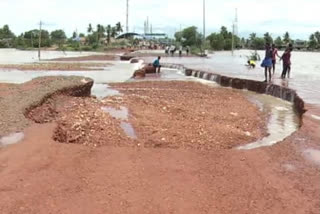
[281, 44, 293, 79]
[153, 56, 161, 73]
[261, 43, 273, 82]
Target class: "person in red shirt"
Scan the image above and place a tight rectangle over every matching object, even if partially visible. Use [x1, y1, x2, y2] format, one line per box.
[280, 44, 293, 79]
[272, 44, 281, 74]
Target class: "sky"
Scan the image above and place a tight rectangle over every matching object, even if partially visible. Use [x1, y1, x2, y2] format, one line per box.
[0, 0, 319, 39]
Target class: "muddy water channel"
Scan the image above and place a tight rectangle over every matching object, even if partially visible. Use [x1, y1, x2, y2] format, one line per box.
[0, 59, 300, 149]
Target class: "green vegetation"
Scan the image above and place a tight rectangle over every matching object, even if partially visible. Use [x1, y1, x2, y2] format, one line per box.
[1, 23, 320, 52]
[174, 26, 203, 54]
[174, 26, 320, 51]
[308, 31, 320, 50]
[207, 26, 240, 50]
[0, 22, 125, 51]
[0, 25, 15, 48]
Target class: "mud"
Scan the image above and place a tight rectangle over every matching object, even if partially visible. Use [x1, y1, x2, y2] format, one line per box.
[0, 76, 93, 137]
[24, 81, 266, 150]
[110, 81, 267, 150]
[0, 56, 319, 213]
[0, 78, 319, 213]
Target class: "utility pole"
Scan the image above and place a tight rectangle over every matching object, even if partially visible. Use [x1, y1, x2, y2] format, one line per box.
[147, 17, 149, 34]
[31, 32, 34, 48]
[126, 0, 129, 32]
[38, 21, 42, 60]
[232, 23, 235, 56]
[202, 0, 206, 55]
[234, 8, 238, 36]
[232, 8, 238, 56]
[203, 0, 206, 39]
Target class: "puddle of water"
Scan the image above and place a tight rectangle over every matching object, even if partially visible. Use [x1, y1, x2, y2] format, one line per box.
[238, 93, 299, 150]
[311, 114, 320, 121]
[0, 61, 137, 84]
[0, 132, 24, 146]
[120, 122, 137, 139]
[101, 106, 137, 139]
[275, 106, 290, 111]
[282, 163, 296, 171]
[304, 149, 320, 165]
[101, 106, 128, 120]
[91, 84, 121, 99]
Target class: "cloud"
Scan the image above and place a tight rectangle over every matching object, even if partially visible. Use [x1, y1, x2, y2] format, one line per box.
[0, 0, 319, 39]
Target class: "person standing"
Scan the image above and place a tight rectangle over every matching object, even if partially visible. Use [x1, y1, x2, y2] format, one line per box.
[261, 43, 273, 82]
[153, 56, 161, 73]
[272, 44, 281, 74]
[179, 46, 183, 57]
[165, 46, 169, 55]
[281, 44, 293, 79]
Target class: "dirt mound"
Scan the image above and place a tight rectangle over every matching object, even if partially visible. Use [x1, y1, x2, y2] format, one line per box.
[52, 97, 133, 147]
[0, 76, 93, 137]
[26, 94, 135, 147]
[110, 81, 267, 150]
[24, 80, 266, 150]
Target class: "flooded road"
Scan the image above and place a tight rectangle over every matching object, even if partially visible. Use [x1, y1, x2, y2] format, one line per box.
[142, 50, 320, 106]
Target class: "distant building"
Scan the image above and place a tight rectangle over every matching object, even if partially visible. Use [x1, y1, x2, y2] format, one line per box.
[294, 39, 307, 50]
[143, 33, 167, 40]
[116, 33, 144, 40]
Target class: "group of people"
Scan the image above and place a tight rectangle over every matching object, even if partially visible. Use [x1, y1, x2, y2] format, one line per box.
[165, 45, 190, 56]
[261, 43, 293, 82]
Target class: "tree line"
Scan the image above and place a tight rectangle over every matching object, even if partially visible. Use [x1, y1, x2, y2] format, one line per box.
[174, 25, 320, 51]
[1, 23, 319, 51]
[0, 23, 124, 50]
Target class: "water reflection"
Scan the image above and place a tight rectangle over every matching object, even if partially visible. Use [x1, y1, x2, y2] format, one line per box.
[101, 106, 128, 120]
[92, 84, 121, 99]
[0, 132, 24, 146]
[101, 106, 137, 139]
[120, 122, 137, 139]
[304, 149, 320, 165]
[238, 93, 299, 150]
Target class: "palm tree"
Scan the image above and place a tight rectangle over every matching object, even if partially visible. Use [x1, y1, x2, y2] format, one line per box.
[283, 32, 291, 44]
[87, 24, 93, 34]
[96, 24, 105, 40]
[106, 25, 112, 44]
[249, 33, 256, 41]
[314, 31, 320, 47]
[264, 32, 273, 44]
[115, 22, 123, 34]
[111, 27, 117, 38]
